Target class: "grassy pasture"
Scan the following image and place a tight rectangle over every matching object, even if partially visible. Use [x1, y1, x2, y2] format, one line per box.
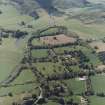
[43, 96, 81, 105]
[54, 46, 79, 54]
[0, 69, 38, 96]
[69, 65, 81, 72]
[35, 62, 65, 76]
[30, 14, 105, 39]
[11, 69, 36, 84]
[63, 79, 85, 94]
[40, 27, 59, 35]
[89, 96, 105, 105]
[0, 4, 33, 30]
[78, 46, 101, 66]
[1, 4, 105, 40]
[0, 38, 25, 82]
[43, 101, 60, 105]
[31, 38, 43, 46]
[31, 49, 49, 58]
[0, 83, 36, 96]
[91, 74, 105, 93]
[64, 96, 81, 104]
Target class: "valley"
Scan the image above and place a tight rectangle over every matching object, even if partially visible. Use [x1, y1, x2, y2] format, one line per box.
[0, 0, 105, 105]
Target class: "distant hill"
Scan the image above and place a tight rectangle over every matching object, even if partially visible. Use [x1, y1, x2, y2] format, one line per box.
[0, 0, 105, 23]
[53, 0, 90, 9]
[8, 0, 90, 13]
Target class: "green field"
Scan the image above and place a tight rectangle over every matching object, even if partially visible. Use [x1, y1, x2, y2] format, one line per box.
[1, 2, 105, 40]
[43, 96, 81, 105]
[63, 79, 85, 94]
[69, 65, 81, 72]
[91, 74, 105, 93]
[43, 101, 60, 105]
[30, 15, 105, 40]
[35, 62, 65, 76]
[64, 95, 81, 104]
[0, 4, 33, 30]
[0, 38, 25, 82]
[0, 83, 37, 96]
[31, 38, 43, 46]
[11, 69, 36, 84]
[40, 27, 59, 35]
[31, 49, 48, 58]
[0, 69, 38, 96]
[89, 96, 105, 105]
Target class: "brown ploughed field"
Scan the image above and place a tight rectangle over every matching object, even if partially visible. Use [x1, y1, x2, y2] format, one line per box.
[40, 34, 76, 45]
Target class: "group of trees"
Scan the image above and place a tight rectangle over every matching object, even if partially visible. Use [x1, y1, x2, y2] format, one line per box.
[98, 51, 105, 64]
[97, 92, 105, 97]
[0, 10, 2, 14]
[0, 29, 28, 39]
[12, 30, 28, 38]
[60, 49, 94, 71]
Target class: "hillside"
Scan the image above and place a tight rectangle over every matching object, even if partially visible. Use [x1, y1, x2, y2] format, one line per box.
[1, 0, 90, 15]
[53, 0, 90, 9]
[4, 0, 104, 24]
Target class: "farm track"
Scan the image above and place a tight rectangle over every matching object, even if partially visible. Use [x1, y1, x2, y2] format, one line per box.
[0, 64, 27, 85]
[1, 80, 36, 87]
